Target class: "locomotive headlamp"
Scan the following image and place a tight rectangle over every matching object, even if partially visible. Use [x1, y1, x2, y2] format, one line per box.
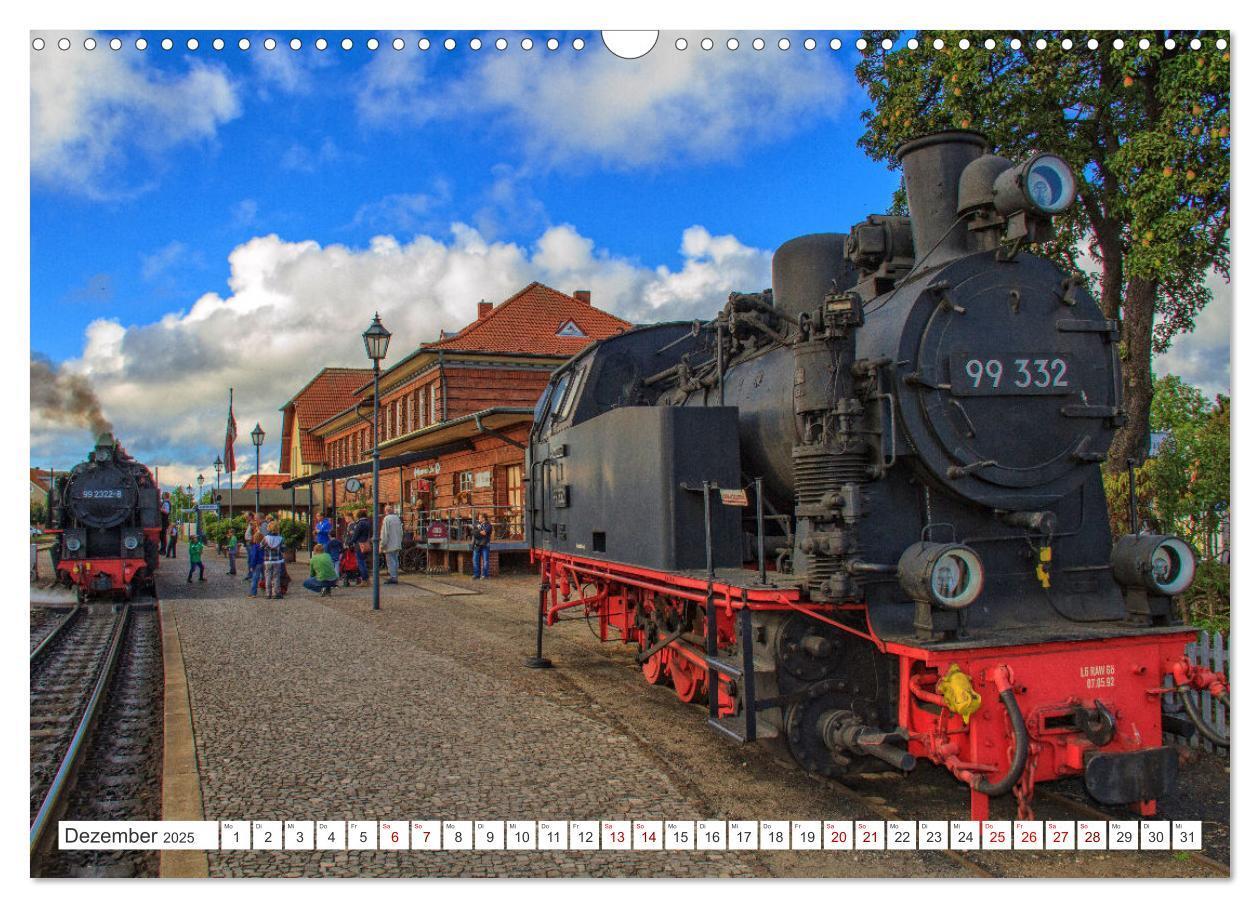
[124, 534, 140, 551]
[994, 153, 1077, 217]
[1112, 534, 1197, 596]
[65, 536, 82, 552]
[898, 541, 985, 609]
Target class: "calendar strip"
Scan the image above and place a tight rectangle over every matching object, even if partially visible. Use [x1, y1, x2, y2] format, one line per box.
[58, 820, 1203, 852]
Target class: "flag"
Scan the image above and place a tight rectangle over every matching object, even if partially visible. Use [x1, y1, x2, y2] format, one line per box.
[224, 389, 237, 474]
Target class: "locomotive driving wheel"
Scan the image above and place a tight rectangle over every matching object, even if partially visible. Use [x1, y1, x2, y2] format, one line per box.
[641, 648, 668, 685]
[669, 652, 706, 703]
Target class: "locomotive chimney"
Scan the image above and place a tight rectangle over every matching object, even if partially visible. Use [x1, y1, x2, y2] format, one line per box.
[895, 130, 988, 267]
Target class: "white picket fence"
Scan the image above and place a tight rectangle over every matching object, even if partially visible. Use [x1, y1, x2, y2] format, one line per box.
[1165, 630, 1230, 753]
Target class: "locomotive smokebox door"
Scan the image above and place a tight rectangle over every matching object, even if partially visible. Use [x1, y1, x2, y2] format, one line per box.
[545, 406, 743, 572]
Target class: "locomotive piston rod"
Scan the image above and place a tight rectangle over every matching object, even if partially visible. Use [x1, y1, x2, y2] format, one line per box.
[818, 710, 917, 772]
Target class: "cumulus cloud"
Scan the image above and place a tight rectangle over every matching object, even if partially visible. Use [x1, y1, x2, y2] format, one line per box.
[348, 181, 453, 234]
[356, 32, 849, 169]
[30, 32, 240, 198]
[36, 224, 770, 480]
[1155, 270, 1232, 399]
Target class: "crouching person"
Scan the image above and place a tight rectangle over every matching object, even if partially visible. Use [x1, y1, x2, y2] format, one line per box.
[303, 543, 338, 597]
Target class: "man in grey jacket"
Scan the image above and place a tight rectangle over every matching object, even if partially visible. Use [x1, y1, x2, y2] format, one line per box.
[381, 505, 404, 584]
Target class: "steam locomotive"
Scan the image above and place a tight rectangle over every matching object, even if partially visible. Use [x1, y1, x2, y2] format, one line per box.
[527, 131, 1228, 819]
[49, 433, 162, 600]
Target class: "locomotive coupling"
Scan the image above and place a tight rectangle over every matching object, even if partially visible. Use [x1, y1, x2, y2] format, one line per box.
[817, 710, 917, 772]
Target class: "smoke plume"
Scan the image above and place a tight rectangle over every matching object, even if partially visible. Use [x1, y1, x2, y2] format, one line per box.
[31, 353, 113, 436]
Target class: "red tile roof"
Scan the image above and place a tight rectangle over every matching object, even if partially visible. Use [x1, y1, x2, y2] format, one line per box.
[430, 283, 630, 356]
[240, 473, 291, 491]
[279, 367, 372, 471]
[30, 468, 52, 492]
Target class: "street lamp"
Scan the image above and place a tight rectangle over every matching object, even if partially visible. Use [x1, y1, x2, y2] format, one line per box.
[250, 423, 265, 515]
[363, 312, 392, 611]
[185, 485, 193, 534]
[213, 455, 223, 502]
[196, 474, 205, 537]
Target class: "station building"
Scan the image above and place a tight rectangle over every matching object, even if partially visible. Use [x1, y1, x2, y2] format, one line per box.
[279, 283, 630, 573]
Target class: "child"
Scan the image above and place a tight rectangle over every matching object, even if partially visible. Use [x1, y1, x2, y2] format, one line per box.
[186, 534, 206, 583]
[327, 535, 344, 580]
[226, 529, 238, 576]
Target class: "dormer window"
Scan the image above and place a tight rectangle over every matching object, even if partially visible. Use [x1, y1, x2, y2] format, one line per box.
[556, 320, 587, 338]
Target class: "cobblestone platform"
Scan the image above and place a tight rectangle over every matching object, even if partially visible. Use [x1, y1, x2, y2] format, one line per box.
[163, 557, 758, 877]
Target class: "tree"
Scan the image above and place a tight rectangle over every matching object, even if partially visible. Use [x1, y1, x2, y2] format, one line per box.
[1102, 374, 1229, 629]
[854, 30, 1230, 468]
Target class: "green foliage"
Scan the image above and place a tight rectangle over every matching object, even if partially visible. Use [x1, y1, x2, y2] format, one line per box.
[202, 513, 248, 546]
[31, 499, 47, 528]
[274, 518, 308, 553]
[1102, 374, 1229, 630]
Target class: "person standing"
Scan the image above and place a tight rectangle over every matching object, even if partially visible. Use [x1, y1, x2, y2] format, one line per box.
[247, 531, 264, 597]
[471, 512, 493, 580]
[159, 492, 172, 556]
[226, 528, 239, 576]
[262, 527, 286, 600]
[315, 512, 332, 549]
[186, 535, 206, 583]
[381, 505, 404, 584]
[167, 523, 179, 559]
[351, 509, 372, 583]
[303, 544, 338, 596]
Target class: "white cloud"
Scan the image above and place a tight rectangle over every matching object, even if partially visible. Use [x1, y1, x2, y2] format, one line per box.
[38, 224, 770, 476]
[30, 32, 240, 198]
[1155, 270, 1232, 399]
[356, 32, 849, 169]
[279, 137, 345, 173]
[348, 181, 453, 234]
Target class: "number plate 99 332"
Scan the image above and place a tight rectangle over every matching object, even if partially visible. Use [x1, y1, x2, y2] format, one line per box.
[949, 353, 1075, 396]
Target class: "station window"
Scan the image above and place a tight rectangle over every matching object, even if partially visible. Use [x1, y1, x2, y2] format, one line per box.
[430, 384, 439, 424]
[458, 470, 474, 494]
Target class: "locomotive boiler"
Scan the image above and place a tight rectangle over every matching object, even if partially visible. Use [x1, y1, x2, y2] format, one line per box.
[50, 433, 162, 600]
[527, 131, 1228, 819]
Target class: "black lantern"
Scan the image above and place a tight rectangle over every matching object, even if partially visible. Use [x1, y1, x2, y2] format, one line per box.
[362, 312, 392, 363]
[250, 423, 265, 448]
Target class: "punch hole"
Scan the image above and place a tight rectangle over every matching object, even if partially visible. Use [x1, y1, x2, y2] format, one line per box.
[752, 37, 764, 51]
[547, 38, 559, 51]
[186, 38, 199, 51]
[701, 37, 713, 51]
[727, 38, 739, 51]
[444, 38, 456, 50]
[136, 38, 148, 50]
[341, 38, 354, 51]
[602, 31, 658, 59]
[1035, 38, 1047, 50]
[238, 38, 250, 51]
[882, 38, 893, 50]
[111, 38, 123, 50]
[856, 38, 867, 50]
[572, 38, 585, 51]
[983, 39, 995, 50]
[84, 37, 97, 51]
[1138, 38, 1150, 50]
[213, 38, 225, 51]
[521, 37, 534, 50]
[264, 37, 277, 51]
[1113, 39, 1124, 49]
[162, 38, 173, 51]
[1190, 38, 1202, 50]
[933, 38, 944, 50]
[418, 38, 431, 50]
[803, 37, 816, 50]
[1010, 39, 1022, 50]
[777, 38, 789, 50]
[470, 38, 483, 51]
[1062, 39, 1072, 50]
[32, 37, 45, 51]
[1217, 39, 1227, 50]
[392, 38, 404, 50]
[496, 38, 508, 50]
[1088, 38, 1099, 50]
[368, 38, 380, 51]
[959, 39, 971, 50]
[1164, 38, 1176, 49]
[57, 37, 70, 51]
[830, 38, 841, 50]
[908, 39, 920, 50]
[292, 38, 303, 51]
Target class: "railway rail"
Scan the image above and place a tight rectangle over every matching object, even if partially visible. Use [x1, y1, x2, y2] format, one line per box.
[30, 602, 135, 867]
[30, 603, 79, 656]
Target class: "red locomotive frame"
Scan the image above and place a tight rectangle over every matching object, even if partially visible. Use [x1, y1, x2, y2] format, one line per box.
[534, 548, 1219, 820]
[52, 524, 164, 598]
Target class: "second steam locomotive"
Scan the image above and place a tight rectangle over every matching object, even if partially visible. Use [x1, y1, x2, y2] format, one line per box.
[527, 131, 1228, 819]
[48, 433, 162, 600]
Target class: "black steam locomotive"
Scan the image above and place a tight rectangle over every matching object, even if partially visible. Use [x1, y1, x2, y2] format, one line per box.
[50, 433, 162, 599]
[528, 131, 1226, 819]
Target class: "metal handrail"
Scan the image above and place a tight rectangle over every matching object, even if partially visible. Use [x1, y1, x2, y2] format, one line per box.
[30, 604, 131, 857]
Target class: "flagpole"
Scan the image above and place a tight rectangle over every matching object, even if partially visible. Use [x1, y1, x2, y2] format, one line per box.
[227, 388, 235, 519]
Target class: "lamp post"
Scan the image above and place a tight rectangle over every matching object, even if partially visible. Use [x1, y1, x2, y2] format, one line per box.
[185, 485, 193, 537]
[363, 312, 392, 612]
[251, 423, 265, 515]
[196, 473, 205, 537]
[213, 455, 223, 505]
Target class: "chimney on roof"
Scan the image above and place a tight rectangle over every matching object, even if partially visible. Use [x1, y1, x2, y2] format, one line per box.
[573, 290, 591, 305]
[477, 300, 493, 320]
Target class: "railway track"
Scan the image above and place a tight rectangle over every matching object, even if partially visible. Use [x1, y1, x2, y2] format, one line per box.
[30, 604, 79, 656]
[30, 601, 146, 871]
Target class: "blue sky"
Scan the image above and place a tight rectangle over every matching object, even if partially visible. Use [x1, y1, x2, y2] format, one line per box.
[29, 30, 1229, 486]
